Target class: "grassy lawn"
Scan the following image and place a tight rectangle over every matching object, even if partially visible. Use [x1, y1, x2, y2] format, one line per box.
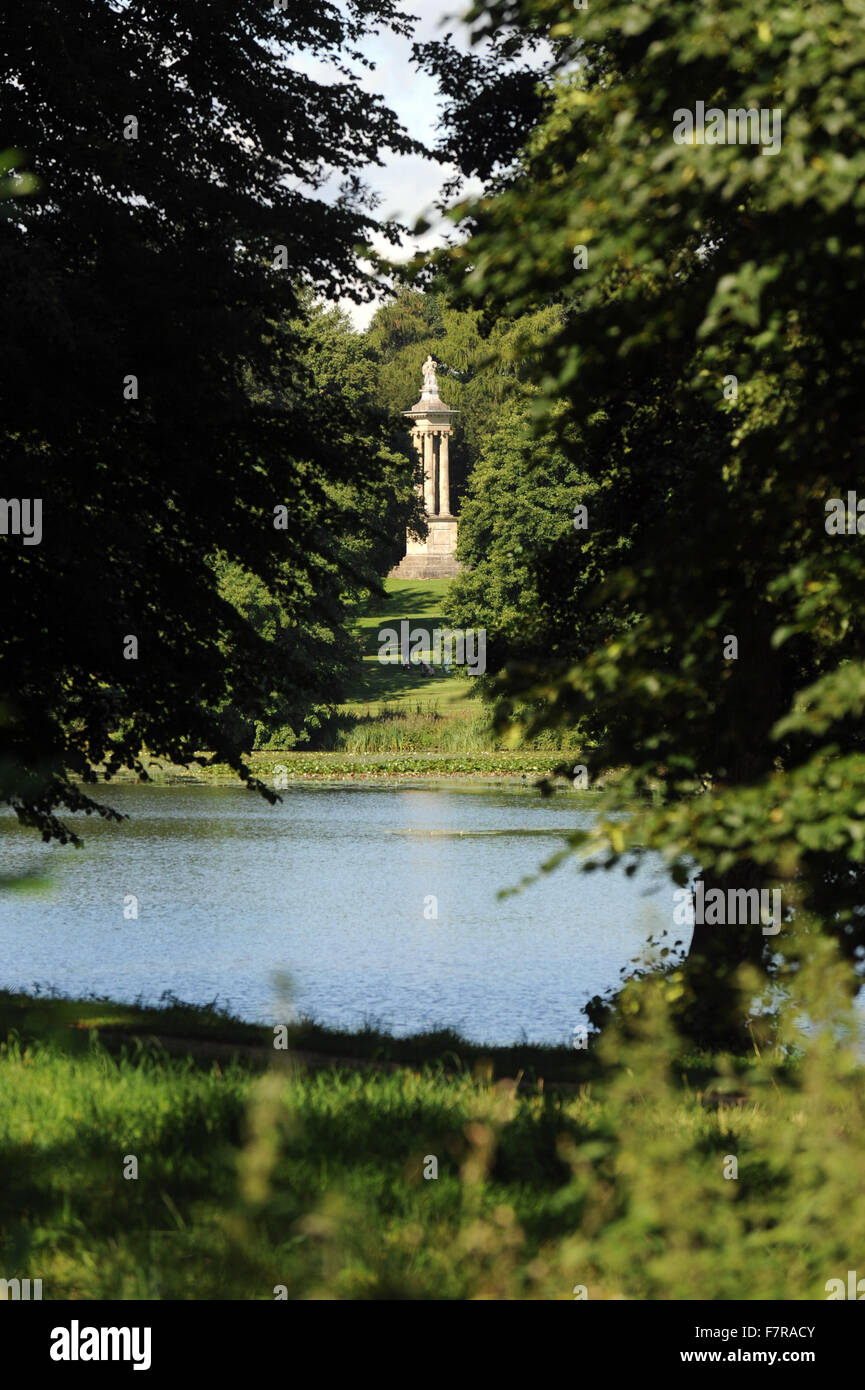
[100, 579, 583, 766]
[1, 987, 857, 1302]
[344, 578, 478, 717]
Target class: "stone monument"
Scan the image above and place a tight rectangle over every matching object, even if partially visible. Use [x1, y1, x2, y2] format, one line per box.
[388, 356, 460, 579]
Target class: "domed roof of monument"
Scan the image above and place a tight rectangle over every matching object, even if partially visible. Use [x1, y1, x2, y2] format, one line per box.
[402, 355, 459, 417]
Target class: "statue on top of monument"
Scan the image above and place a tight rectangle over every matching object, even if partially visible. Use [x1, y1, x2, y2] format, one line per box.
[421, 354, 439, 396]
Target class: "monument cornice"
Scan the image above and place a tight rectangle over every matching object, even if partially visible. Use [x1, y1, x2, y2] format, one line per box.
[402, 399, 459, 419]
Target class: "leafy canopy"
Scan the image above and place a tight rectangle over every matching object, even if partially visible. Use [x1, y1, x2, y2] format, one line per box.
[0, 0, 418, 840]
[425, 0, 865, 1033]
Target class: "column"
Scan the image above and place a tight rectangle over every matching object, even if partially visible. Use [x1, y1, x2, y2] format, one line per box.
[439, 429, 451, 516]
[413, 430, 424, 501]
[423, 430, 435, 515]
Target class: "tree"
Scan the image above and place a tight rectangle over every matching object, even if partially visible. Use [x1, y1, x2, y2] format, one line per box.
[216, 299, 420, 748]
[0, 0, 418, 841]
[445, 377, 595, 680]
[426, 0, 865, 1042]
[290, 299, 418, 581]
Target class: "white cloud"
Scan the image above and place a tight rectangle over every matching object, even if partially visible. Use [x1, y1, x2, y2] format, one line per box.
[333, 1, 480, 327]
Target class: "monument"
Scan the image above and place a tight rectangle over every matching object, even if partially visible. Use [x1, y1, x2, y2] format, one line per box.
[388, 356, 460, 579]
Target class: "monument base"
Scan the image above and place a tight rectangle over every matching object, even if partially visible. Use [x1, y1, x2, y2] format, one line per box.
[388, 553, 461, 579]
[388, 517, 461, 580]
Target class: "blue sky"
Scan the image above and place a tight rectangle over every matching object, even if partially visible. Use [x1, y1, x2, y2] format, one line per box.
[352, 1, 476, 216]
[298, 0, 482, 326]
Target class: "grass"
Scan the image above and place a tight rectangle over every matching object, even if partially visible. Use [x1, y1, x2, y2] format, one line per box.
[0, 989, 763, 1090]
[126, 748, 589, 784]
[0, 988, 598, 1085]
[0, 989, 267, 1051]
[2, 981, 863, 1300]
[316, 706, 582, 755]
[94, 577, 584, 772]
[342, 578, 479, 719]
[333, 578, 584, 755]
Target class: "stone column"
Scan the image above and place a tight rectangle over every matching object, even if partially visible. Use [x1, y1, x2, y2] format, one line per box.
[439, 430, 451, 516]
[413, 429, 425, 501]
[423, 430, 436, 514]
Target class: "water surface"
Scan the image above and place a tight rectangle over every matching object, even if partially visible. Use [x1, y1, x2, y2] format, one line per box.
[0, 783, 678, 1045]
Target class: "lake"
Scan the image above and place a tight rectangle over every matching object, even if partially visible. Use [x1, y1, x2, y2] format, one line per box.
[0, 782, 680, 1046]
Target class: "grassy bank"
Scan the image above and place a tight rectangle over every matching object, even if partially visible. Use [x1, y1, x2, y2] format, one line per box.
[0, 989, 599, 1088]
[120, 749, 588, 785]
[317, 578, 578, 756]
[2, 985, 863, 1300]
[95, 578, 585, 775]
[343, 579, 476, 719]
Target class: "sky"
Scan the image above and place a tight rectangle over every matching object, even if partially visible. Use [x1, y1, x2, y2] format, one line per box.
[296, 0, 483, 328]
